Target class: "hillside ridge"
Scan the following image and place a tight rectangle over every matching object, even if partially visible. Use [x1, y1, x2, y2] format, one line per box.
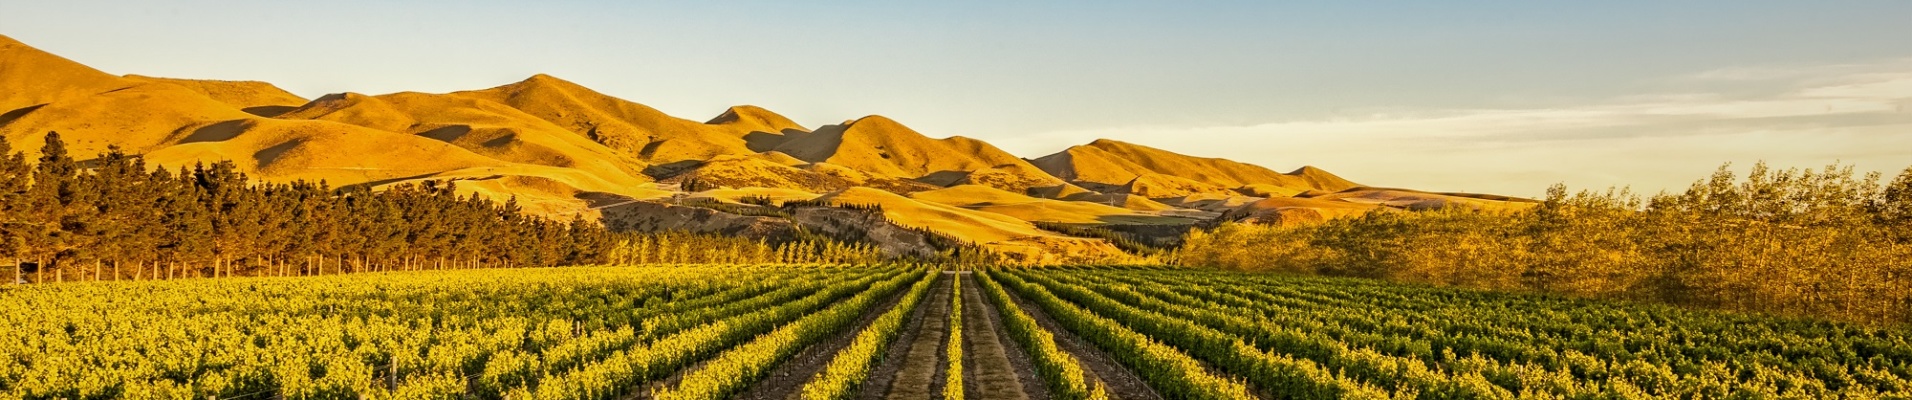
[0, 34, 1532, 263]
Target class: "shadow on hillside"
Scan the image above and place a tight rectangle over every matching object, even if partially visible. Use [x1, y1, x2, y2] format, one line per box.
[915, 170, 971, 186]
[182, 120, 249, 143]
[0, 104, 44, 126]
[242, 105, 298, 118]
[643, 160, 704, 180]
[743, 128, 811, 153]
[418, 125, 473, 142]
[252, 139, 305, 168]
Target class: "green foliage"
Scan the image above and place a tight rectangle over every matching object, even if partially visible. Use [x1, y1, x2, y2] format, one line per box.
[605, 232, 885, 265]
[945, 275, 965, 400]
[654, 270, 929, 400]
[0, 133, 622, 282]
[1029, 269, 1912, 398]
[674, 197, 792, 218]
[1180, 162, 1912, 325]
[976, 272, 1104, 400]
[798, 273, 939, 400]
[0, 265, 902, 399]
[988, 270, 1256, 399]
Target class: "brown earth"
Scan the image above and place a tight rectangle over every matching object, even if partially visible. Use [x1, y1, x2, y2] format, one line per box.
[961, 272, 1043, 400]
[865, 272, 954, 400]
[859, 273, 947, 400]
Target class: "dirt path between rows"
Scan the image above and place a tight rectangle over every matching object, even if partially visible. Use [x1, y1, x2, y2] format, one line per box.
[860, 275, 940, 400]
[962, 273, 1044, 400]
[995, 273, 1162, 400]
[859, 273, 953, 400]
[623, 276, 915, 400]
[726, 274, 923, 400]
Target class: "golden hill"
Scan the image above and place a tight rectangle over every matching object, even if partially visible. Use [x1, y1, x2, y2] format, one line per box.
[770, 115, 1074, 195]
[0, 34, 131, 116]
[274, 91, 652, 189]
[0, 33, 1556, 261]
[1313, 188, 1536, 212]
[1165, 192, 1266, 213]
[1225, 196, 1385, 226]
[818, 187, 1053, 244]
[815, 187, 1126, 263]
[0, 37, 665, 219]
[1123, 173, 1236, 199]
[1, 82, 257, 157]
[1031, 139, 1360, 193]
[1061, 192, 1178, 212]
[910, 185, 1190, 225]
[669, 154, 850, 193]
[708, 105, 807, 136]
[133, 114, 666, 214]
[451, 74, 770, 164]
[123, 75, 307, 117]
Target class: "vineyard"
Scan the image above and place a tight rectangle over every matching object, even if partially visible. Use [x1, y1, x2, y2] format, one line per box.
[3, 266, 1910, 399]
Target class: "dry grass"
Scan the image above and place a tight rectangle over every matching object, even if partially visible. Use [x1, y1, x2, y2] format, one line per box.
[770, 116, 1070, 194]
[911, 185, 1191, 225]
[452, 74, 762, 164]
[1030, 138, 1359, 192]
[123, 74, 307, 116]
[0, 34, 131, 114]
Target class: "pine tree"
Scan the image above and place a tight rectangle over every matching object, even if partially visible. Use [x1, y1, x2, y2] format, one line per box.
[0, 136, 29, 283]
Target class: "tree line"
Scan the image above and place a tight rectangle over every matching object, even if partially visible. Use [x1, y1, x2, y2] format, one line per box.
[603, 231, 888, 265]
[0, 132, 907, 283]
[1180, 162, 1912, 325]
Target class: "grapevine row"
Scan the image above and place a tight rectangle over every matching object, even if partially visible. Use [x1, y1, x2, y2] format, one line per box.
[987, 270, 1254, 399]
[653, 270, 932, 399]
[974, 271, 1104, 400]
[521, 268, 912, 399]
[945, 274, 965, 400]
[797, 272, 940, 400]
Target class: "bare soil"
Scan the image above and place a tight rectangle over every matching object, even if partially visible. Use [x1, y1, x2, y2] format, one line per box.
[857, 274, 939, 400]
[961, 273, 1043, 400]
[860, 273, 953, 400]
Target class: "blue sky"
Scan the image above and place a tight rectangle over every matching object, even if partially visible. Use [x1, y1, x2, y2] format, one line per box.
[4, 1, 1910, 196]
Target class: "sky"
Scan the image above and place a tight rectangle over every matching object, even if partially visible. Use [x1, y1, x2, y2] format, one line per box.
[3, 0, 1909, 196]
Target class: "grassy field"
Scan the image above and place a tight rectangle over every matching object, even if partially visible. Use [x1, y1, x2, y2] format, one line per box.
[2, 265, 1909, 399]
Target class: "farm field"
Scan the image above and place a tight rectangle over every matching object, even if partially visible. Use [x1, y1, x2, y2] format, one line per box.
[3, 266, 1910, 399]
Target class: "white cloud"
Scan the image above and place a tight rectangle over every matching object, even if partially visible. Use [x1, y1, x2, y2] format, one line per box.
[1001, 60, 1912, 197]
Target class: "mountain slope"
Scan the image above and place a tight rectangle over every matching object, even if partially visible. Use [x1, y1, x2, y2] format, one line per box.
[708, 105, 807, 136]
[771, 115, 1076, 195]
[123, 75, 307, 117]
[452, 74, 761, 164]
[814, 187, 1126, 263]
[0, 34, 132, 116]
[275, 91, 652, 189]
[0, 33, 1548, 262]
[1031, 139, 1360, 193]
[0, 82, 255, 157]
[910, 185, 1189, 225]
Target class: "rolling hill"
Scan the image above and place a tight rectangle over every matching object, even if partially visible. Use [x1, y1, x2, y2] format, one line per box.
[0, 33, 1531, 262]
[123, 74, 308, 117]
[768, 116, 1080, 195]
[1030, 138, 1361, 193]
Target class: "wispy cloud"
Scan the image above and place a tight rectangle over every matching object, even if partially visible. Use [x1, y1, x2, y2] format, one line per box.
[1001, 59, 1912, 197]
